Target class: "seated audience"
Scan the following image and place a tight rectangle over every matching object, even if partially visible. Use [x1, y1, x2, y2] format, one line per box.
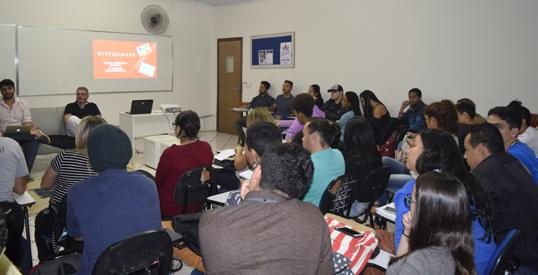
[393, 129, 495, 275]
[63, 87, 101, 137]
[340, 117, 382, 216]
[308, 84, 324, 109]
[35, 116, 105, 260]
[508, 100, 538, 155]
[397, 88, 427, 133]
[0, 79, 45, 172]
[41, 116, 105, 206]
[270, 80, 294, 119]
[199, 143, 333, 274]
[234, 107, 275, 171]
[397, 100, 459, 164]
[456, 98, 481, 155]
[322, 84, 345, 121]
[280, 93, 325, 142]
[465, 123, 538, 273]
[155, 110, 213, 218]
[302, 118, 345, 206]
[387, 171, 475, 275]
[359, 90, 391, 145]
[0, 135, 28, 269]
[234, 81, 274, 145]
[337, 91, 361, 142]
[457, 98, 487, 124]
[66, 125, 162, 275]
[228, 121, 286, 205]
[0, 210, 21, 274]
[487, 106, 538, 182]
[424, 99, 459, 139]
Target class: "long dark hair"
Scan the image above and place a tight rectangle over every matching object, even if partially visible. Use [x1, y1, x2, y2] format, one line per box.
[345, 91, 362, 116]
[343, 117, 381, 168]
[416, 129, 493, 241]
[393, 171, 475, 275]
[359, 90, 385, 119]
[310, 84, 324, 108]
[424, 100, 459, 136]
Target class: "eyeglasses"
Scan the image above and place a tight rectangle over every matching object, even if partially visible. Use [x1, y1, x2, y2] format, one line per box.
[171, 122, 178, 128]
[404, 193, 415, 208]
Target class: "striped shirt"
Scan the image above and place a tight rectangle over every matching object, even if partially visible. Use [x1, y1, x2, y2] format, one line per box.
[50, 150, 96, 206]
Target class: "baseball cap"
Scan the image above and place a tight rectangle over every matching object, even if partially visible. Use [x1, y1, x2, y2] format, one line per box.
[327, 84, 343, 92]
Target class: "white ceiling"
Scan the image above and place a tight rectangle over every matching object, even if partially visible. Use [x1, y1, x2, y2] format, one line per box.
[195, 0, 253, 6]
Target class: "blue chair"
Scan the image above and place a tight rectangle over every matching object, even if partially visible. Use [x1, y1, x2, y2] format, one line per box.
[484, 229, 520, 275]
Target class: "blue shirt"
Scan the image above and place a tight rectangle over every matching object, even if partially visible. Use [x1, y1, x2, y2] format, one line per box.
[394, 179, 496, 275]
[507, 141, 538, 183]
[400, 101, 426, 132]
[275, 94, 294, 119]
[303, 148, 345, 207]
[67, 169, 162, 275]
[337, 110, 355, 142]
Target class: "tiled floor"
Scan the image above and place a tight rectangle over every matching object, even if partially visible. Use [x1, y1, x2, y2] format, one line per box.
[26, 130, 238, 274]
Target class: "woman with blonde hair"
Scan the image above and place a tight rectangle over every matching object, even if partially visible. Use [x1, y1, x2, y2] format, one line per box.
[36, 115, 106, 260]
[234, 108, 275, 170]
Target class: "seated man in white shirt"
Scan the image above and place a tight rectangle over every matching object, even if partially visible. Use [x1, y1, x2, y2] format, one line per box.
[0, 135, 28, 269]
[508, 100, 538, 155]
[0, 79, 45, 172]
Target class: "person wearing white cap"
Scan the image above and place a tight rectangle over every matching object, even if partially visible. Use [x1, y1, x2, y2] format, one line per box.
[321, 84, 345, 121]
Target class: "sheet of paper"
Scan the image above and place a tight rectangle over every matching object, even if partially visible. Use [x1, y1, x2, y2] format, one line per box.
[14, 191, 36, 205]
[238, 169, 253, 180]
[376, 202, 396, 222]
[214, 149, 235, 161]
[368, 249, 393, 270]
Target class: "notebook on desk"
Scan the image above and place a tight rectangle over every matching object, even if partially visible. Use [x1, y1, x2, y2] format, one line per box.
[126, 99, 153, 114]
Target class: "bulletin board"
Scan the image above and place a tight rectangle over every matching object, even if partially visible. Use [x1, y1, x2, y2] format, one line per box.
[250, 32, 294, 69]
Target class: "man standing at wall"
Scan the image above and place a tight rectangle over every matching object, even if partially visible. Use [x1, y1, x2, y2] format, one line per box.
[64, 86, 101, 137]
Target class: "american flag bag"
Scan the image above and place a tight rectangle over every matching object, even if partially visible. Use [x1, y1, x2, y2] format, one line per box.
[325, 215, 378, 274]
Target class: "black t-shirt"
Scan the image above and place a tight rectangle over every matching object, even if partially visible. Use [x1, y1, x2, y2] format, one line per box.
[64, 102, 101, 119]
[322, 99, 345, 121]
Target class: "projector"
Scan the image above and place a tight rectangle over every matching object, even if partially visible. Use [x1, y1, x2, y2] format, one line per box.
[160, 104, 182, 113]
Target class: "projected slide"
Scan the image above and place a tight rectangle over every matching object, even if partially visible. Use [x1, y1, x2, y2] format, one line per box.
[93, 40, 158, 79]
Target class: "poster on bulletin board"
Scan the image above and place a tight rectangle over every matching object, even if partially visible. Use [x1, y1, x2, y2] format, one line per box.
[251, 32, 294, 69]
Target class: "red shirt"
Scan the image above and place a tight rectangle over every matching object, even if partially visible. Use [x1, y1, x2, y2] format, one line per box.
[155, 140, 213, 217]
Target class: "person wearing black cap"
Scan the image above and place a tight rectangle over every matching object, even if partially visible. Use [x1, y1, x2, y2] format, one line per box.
[66, 124, 162, 275]
[321, 84, 345, 121]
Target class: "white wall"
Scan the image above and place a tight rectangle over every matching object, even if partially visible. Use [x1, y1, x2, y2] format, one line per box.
[215, 0, 538, 116]
[0, 0, 216, 128]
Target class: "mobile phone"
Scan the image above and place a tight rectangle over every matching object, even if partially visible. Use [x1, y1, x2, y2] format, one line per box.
[335, 227, 363, 238]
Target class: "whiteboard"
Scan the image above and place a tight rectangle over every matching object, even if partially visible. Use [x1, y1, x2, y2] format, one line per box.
[0, 24, 16, 83]
[17, 27, 173, 95]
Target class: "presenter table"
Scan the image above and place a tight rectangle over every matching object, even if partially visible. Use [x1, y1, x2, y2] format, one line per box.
[119, 111, 177, 151]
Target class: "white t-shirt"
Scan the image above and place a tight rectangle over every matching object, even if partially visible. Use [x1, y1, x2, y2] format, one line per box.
[0, 137, 28, 202]
[519, 127, 538, 156]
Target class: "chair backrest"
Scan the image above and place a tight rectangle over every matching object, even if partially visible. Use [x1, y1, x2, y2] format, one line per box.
[355, 166, 391, 205]
[319, 174, 356, 217]
[485, 229, 520, 275]
[92, 230, 172, 275]
[173, 167, 211, 214]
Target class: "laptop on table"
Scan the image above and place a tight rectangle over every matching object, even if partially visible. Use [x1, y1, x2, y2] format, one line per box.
[126, 100, 153, 115]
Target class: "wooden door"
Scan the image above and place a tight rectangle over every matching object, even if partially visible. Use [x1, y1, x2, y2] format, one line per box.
[217, 38, 242, 134]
